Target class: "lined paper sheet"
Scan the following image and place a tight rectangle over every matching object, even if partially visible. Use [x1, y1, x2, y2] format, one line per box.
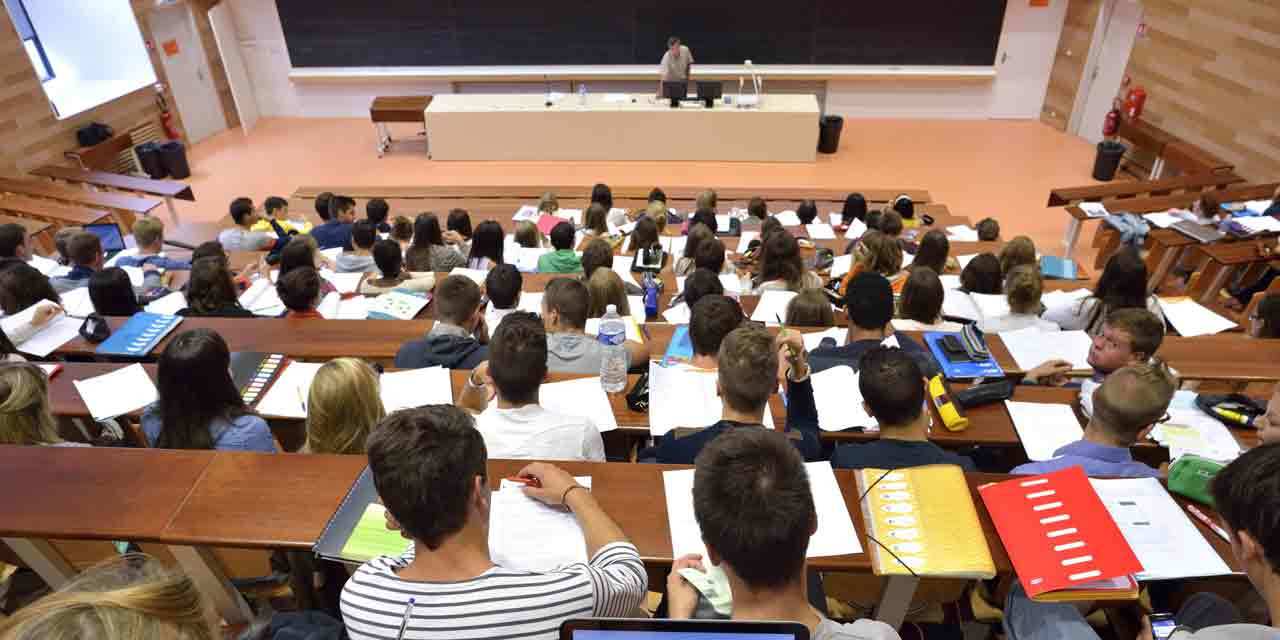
[490, 477, 592, 572]
[239, 279, 284, 317]
[1005, 401, 1083, 462]
[648, 362, 773, 436]
[664, 462, 861, 559]
[72, 364, 159, 421]
[538, 376, 617, 432]
[1000, 327, 1093, 370]
[1157, 297, 1237, 337]
[2, 301, 79, 358]
[380, 367, 452, 413]
[1090, 477, 1232, 581]
[317, 293, 369, 320]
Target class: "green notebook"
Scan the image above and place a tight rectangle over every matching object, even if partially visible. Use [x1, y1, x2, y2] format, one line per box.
[315, 466, 408, 564]
[340, 503, 409, 563]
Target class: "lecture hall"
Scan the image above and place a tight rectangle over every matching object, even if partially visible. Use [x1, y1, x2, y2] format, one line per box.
[0, 1, 1278, 639]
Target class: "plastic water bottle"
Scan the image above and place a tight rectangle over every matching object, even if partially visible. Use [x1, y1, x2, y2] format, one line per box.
[598, 304, 628, 393]
[578, 82, 588, 107]
[643, 272, 659, 318]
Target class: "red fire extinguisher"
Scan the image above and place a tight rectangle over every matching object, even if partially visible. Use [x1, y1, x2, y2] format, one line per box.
[1103, 107, 1121, 137]
[1123, 86, 1147, 120]
[160, 109, 180, 140]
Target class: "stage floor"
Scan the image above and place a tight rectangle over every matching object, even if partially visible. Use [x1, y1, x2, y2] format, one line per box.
[172, 116, 1101, 263]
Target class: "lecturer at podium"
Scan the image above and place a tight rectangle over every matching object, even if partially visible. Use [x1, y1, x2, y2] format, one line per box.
[658, 36, 693, 95]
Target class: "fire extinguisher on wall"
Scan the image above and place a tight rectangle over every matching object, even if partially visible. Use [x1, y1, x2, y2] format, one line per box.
[1103, 106, 1121, 138]
[1123, 86, 1147, 120]
[154, 84, 181, 141]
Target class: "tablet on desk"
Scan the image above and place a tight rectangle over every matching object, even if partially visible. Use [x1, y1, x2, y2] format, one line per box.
[561, 619, 808, 640]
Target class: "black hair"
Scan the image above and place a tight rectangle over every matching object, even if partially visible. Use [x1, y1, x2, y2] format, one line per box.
[900, 267, 945, 325]
[913, 230, 950, 276]
[412, 213, 445, 248]
[279, 237, 317, 279]
[960, 253, 1002, 295]
[191, 241, 226, 263]
[351, 220, 377, 250]
[549, 221, 576, 251]
[434, 275, 482, 326]
[1211, 443, 1280, 572]
[590, 183, 613, 210]
[842, 193, 867, 222]
[372, 239, 403, 279]
[487, 311, 548, 405]
[1085, 247, 1149, 333]
[88, 268, 140, 316]
[0, 224, 26, 258]
[154, 329, 250, 450]
[0, 263, 59, 315]
[468, 221, 504, 266]
[690, 295, 744, 358]
[314, 192, 333, 221]
[366, 198, 390, 224]
[485, 264, 523, 310]
[580, 239, 614, 279]
[757, 231, 804, 290]
[858, 347, 925, 427]
[327, 195, 356, 220]
[683, 268, 725, 309]
[694, 236, 726, 273]
[844, 272, 894, 330]
[796, 200, 818, 225]
[263, 196, 288, 216]
[447, 208, 473, 239]
[185, 257, 244, 316]
[229, 198, 254, 226]
[277, 266, 321, 312]
[648, 187, 667, 203]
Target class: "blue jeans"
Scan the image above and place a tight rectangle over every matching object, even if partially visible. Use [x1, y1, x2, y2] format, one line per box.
[1004, 583, 1244, 640]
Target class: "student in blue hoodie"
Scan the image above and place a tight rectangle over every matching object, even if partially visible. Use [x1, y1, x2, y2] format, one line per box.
[394, 275, 488, 370]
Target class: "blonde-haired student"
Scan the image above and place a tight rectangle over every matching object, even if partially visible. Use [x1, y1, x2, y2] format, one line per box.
[303, 358, 386, 455]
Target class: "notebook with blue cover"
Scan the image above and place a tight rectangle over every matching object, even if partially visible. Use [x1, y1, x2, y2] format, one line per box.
[95, 312, 184, 357]
[924, 331, 1003, 380]
[661, 324, 694, 365]
[1040, 255, 1077, 280]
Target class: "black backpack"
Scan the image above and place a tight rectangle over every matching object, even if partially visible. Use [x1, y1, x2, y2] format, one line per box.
[76, 122, 114, 147]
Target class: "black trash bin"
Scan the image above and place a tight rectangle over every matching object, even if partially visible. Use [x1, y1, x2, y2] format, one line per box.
[158, 141, 191, 180]
[135, 142, 166, 179]
[1092, 140, 1127, 181]
[818, 115, 843, 154]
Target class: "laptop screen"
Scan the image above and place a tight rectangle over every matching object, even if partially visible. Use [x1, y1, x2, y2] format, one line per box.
[83, 223, 127, 253]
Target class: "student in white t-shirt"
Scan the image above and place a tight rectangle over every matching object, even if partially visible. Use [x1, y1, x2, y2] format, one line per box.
[978, 265, 1060, 334]
[457, 311, 604, 461]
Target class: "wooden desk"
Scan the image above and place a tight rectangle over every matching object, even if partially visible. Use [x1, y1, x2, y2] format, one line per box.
[985, 333, 1280, 383]
[1189, 240, 1271, 306]
[1161, 141, 1235, 177]
[56, 317, 434, 364]
[292, 185, 932, 205]
[1145, 229, 1199, 293]
[31, 165, 193, 224]
[1047, 172, 1244, 207]
[370, 96, 433, 157]
[1115, 118, 1178, 178]
[64, 131, 134, 173]
[0, 194, 115, 228]
[0, 175, 163, 227]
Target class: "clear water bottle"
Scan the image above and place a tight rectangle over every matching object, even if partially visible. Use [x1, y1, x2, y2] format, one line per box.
[598, 304, 628, 393]
[578, 82, 588, 107]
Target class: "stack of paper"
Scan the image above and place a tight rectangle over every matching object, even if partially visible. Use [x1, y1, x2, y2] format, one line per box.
[809, 365, 877, 431]
[1041, 289, 1091, 311]
[941, 291, 1010, 323]
[946, 225, 979, 241]
[448, 267, 489, 285]
[1157, 297, 1237, 337]
[647, 362, 773, 436]
[538, 377, 618, 432]
[368, 291, 430, 320]
[144, 291, 188, 315]
[317, 293, 369, 320]
[72, 363, 159, 421]
[1000, 326, 1093, 370]
[60, 287, 95, 318]
[1, 301, 82, 358]
[1143, 212, 1183, 229]
[806, 223, 836, 240]
[1005, 401, 1083, 461]
[1090, 477, 1232, 580]
[1242, 199, 1275, 215]
[749, 290, 797, 324]
[1079, 202, 1109, 218]
[664, 463, 860, 559]
[254, 361, 324, 419]
[239, 279, 285, 316]
[490, 477, 591, 572]
[774, 211, 801, 227]
[380, 367, 453, 413]
[1150, 408, 1242, 462]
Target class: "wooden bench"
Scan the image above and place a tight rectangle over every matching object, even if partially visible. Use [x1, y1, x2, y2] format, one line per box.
[0, 175, 163, 227]
[0, 194, 115, 228]
[64, 131, 134, 172]
[1115, 118, 1178, 178]
[370, 95, 433, 157]
[30, 165, 193, 224]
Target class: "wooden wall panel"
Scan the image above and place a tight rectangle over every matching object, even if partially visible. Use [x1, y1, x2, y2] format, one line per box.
[1042, 0, 1102, 131]
[0, 1, 234, 176]
[1123, 0, 1280, 180]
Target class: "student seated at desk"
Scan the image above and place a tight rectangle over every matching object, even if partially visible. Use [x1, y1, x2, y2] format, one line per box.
[784, 288, 834, 327]
[537, 222, 583, 274]
[675, 224, 715, 277]
[816, 346, 976, 470]
[405, 213, 464, 272]
[88, 268, 142, 316]
[586, 269, 631, 319]
[249, 195, 309, 235]
[466, 220, 504, 271]
[395, 275, 488, 370]
[358, 239, 434, 296]
[303, 358, 384, 455]
[752, 231, 823, 293]
[218, 197, 277, 252]
[676, 268, 726, 310]
[142, 329, 274, 452]
[742, 196, 769, 228]
[892, 267, 964, 332]
[1023, 308, 1164, 386]
[114, 218, 191, 271]
[879, 211, 917, 255]
[1043, 246, 1163, 334]
[0, 297, 62, 358]
[335, 220, 379, 273]
[485, 264, 522, 330]
[0, 223, 31, 262]
[960, 252, 1002, 294]
[542, 277, 646, 373]
[582, 239, 641, 296]
[513, 220, 545, 250]
[0, 554, 217, 637]
[280, 236, 337, 296]
[340, 406, 643, 640]
[695, 234, 732, 276]
[51, 231, 164, 297]
[391, 215, 413, 254]
[913, 230, 960, 275]
[796, 199, 819, 226]
[365, 197, 391, 234]
[810, 272, 940, 379]
[457, 312, 604, 461]
[978, 266, 1060, 334]
[687, 295, 746, 369]
[999, 235, 1037, 279]
[277, 267, 325, 320]
[311, 194, 356, 251]
[837, 231, 906, 297]
[622, 215, 662, 257]
[976, 217, 1001, 242]
[179, 257, 254, 318]
[1249, 294, 1280, 339]
[1015, 359, 1175, 478]
[0, 363, 86, 446]
[665, 429, 899, 640]
[0, 263, 61, 321]
[652, 326, 821, 464]
[445, 208, 473, 257]
[581, 203, 610, 240]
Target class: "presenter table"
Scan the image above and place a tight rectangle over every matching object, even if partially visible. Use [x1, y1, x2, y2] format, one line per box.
[425, 93, 820, 162]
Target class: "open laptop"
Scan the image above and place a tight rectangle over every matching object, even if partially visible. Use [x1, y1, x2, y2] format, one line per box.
[561, 619, 808, 640]
[1170, 220, 1225, 244]
[82, 222, 129, 259]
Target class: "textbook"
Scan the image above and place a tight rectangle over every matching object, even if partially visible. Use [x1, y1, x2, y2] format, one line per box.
[978, 467, 1143, 602]
[1040, 255, 1077, 280]
[367, 291, 429, 320]
[94, 312, 183, 357]
[855, 465, 995, 579]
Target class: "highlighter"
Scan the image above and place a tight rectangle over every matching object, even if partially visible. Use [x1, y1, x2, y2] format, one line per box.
[1211, 406, 1254, 428]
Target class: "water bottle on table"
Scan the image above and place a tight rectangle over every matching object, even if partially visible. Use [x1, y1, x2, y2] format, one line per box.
[642, 272, 659, 319]
[598, 304, 628, 393]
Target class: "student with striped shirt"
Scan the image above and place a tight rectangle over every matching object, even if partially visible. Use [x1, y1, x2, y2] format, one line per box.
[340, 405, 645, 640]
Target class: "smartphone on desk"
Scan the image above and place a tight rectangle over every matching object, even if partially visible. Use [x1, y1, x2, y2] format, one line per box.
[1150, 613, 1177, 640]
